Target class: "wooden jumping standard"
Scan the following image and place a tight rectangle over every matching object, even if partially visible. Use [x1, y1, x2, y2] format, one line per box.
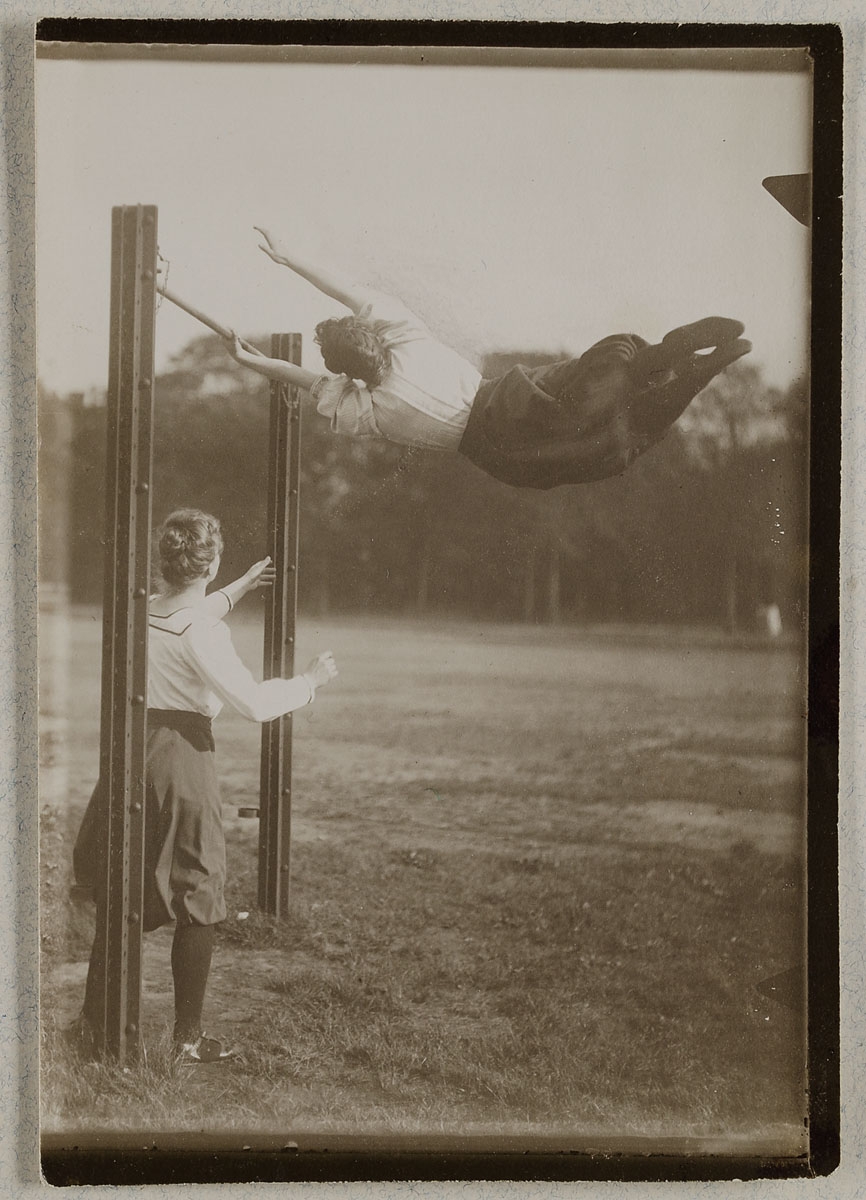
[258, 334, 303, 918]
[93, 204, 158, 1062]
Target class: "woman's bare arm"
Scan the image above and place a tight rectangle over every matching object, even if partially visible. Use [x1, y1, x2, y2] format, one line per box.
[226, 333, 319, 392]
[254, 226, 372, 312]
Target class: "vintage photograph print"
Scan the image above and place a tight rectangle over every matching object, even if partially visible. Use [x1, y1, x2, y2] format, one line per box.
[35, 22, 840, 1185]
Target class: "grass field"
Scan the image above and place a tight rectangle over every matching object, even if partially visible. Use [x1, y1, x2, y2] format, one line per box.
[39, 607, 808, 1152]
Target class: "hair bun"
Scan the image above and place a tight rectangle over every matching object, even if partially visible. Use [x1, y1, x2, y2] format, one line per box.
[161, 526, 187, 549]
[314, 315, 391, 389]
[157, 509, 223, 590]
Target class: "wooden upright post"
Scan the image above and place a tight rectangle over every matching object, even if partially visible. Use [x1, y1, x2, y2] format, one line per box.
[93, 204, 157, 1061]
[258, 334, 302, 918]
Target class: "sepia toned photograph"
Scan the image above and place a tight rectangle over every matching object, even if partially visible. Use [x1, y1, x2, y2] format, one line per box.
[34, 24, 839, 1184]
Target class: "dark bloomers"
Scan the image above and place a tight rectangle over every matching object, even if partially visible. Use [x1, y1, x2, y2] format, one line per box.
[315, 316, 392, 389]
[458, 318, 751, 489]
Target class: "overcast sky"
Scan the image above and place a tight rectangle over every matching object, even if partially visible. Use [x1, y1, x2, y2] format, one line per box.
[36, 49, 812, 395]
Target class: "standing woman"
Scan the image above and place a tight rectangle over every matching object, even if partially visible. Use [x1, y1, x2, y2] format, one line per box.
[73, 508, 337, 1064]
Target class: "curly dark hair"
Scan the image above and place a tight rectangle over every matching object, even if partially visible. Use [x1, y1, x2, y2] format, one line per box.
[157, 508, 224, 589]
[314, 316, 392, 389]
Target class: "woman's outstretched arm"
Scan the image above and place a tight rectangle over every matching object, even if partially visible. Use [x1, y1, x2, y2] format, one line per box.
[185, 620, 338, 723]
[225, 333, 320, 392]
[254, 226, 372, 312]
[203, 556, 276, 620]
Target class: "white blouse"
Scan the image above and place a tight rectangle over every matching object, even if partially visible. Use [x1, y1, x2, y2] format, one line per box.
[147, 604, 313, 722]
[310, 290, 482, 451]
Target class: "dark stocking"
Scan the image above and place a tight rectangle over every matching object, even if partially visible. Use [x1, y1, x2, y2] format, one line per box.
[171, 921, 216, 1043]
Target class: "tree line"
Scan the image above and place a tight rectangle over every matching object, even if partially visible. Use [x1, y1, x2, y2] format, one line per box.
[38, 334, 808, 632]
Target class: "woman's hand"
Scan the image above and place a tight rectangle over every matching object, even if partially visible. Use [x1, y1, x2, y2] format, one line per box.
[254, 226, 291, 266]
[238, 557, 276, 596]
[225, 331, 265, 362]
[303, 651, 338, 690]
[206, 557, 275, 619]
[225, 331, 246, 362]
